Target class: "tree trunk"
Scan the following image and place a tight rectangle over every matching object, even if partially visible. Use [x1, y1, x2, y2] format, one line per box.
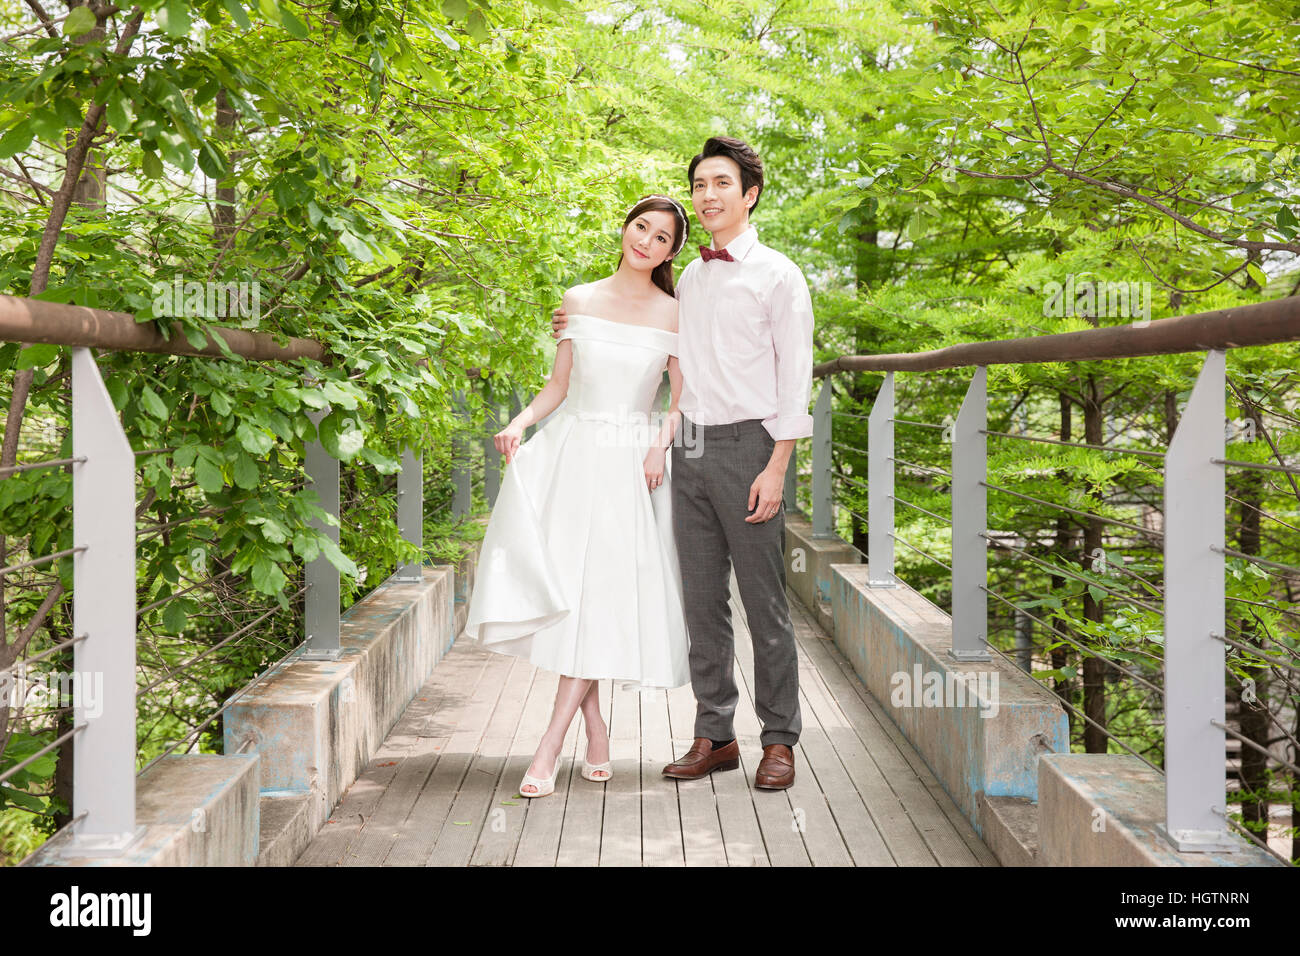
[1049, 392, 1075, 735]
[1081, 374, 1109, 754]
[846, 189, 881, 557]
[213, 88, 238, 248]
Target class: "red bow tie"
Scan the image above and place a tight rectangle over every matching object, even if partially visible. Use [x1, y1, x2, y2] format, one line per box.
[699, 245, 735, 262]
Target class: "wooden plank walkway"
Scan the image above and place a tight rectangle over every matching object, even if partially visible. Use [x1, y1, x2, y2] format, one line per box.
[296, 577, 998, 867]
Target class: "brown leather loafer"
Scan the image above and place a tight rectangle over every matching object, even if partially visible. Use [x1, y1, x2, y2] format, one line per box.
[662, 737, 740, 780]
[754, 744, 795, 790]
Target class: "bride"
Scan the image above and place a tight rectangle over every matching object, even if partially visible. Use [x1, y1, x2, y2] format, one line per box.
[463, 195, 692, 797]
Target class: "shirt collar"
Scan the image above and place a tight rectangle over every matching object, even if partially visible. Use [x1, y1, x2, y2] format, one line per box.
[710, 224, 759, 261]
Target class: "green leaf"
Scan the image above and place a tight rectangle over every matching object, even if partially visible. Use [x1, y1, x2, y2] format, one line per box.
[272, 387, 299, 413]
[197, 140, 228, 179]
[1, 786, 47, 812]
[293, 530, 320, 562]
[318, 536, 359, 577]
[236, 420, 274, 455]
[441, 0, 468, 18]
[15, 343, 60, 370]
[1246, 262, 1268, 288]
[182, 323, 208, 350]
[358, 444, 402, 473]
[162, 599, 191, 633]
[432, 26, 460, 50]
[338, 230, 374, 262]
[173, 443, 198, 469]
[319, 411, 365, 461]
[222, 0, 252, 29]
[158, 0, 192, 38]
[319, 381, 358, 409]
[233, 452, 259, 489]
[255, 515, 290, 544]
[106, 375, 128, 410]
[194, 456, 225, 494]
[105, 92, 131, 133]
[251, 555, 287, 593]
[278, 3, 308, 37]
[466, 8, 488, 42]
[0, 122, 35, 160]
[138, 384, 168, 419]
[64, 5, 97, 36]
[141, 149, 163, 179]
[1033, 666, 1077, 682]
[296, 388, 329, 410]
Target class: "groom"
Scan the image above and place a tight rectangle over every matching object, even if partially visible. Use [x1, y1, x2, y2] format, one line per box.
[553, 136, 814, 790]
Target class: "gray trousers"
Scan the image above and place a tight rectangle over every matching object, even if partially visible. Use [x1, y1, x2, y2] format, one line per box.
[671, 415, 801, 748]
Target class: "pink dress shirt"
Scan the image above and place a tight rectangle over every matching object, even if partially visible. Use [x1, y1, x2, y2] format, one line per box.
[675, 225, 815, 441]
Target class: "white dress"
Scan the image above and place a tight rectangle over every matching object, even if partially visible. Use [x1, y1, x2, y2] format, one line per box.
[463, 314, 691, 691]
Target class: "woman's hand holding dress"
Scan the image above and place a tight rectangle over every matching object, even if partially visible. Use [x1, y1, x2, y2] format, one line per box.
[494, 422, 525, 464]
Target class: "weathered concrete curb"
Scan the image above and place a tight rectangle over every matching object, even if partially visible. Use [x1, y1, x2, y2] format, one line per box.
[25, 754, 260, 866]
[829, 561, 1069, 836]
[978, 794, 1039, 867]
[225, 564, 454, 864]
[25, 560, 460, 868]
[1038, 754, 1282, 867]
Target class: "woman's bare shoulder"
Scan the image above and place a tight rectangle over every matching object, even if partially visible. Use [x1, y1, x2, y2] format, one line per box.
[650, 289, 679, 332]
[562, 279, 608, 315]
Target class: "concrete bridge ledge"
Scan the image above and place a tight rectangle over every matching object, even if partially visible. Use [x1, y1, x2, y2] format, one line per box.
[1038, 754, 1282, 867]
[25, 753, 260, 866]
[223, 565, 455, 860]
[27, 561, 461, 868]
[825, 558, 1070, 842]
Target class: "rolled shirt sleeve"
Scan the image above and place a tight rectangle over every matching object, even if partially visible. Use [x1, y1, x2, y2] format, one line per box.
[763, 262, 815, 441]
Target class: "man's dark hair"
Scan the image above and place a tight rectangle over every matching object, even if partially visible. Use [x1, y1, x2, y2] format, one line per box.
[688, 136, 765, 214]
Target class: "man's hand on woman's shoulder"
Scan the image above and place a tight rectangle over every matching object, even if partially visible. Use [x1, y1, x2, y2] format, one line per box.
[551, 287, 577, 339]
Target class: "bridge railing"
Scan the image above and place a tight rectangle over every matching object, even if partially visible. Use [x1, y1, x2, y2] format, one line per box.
[0, 293, 498, 859]
[5, 289, 1297, 864]
[788, 295, 1300, 863]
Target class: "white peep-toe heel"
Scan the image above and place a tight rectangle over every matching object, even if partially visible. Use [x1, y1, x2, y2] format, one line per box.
[582, 723, 612, 782]
[519, 752, 562, 798]
[581, 751, 612, 783]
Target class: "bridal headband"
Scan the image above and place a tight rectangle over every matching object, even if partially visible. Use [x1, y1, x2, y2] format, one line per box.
[626, 193, 690, 257]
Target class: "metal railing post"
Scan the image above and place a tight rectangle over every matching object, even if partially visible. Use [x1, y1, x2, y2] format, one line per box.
[452, 390, 472, 519]
[68, 346, 142, 854]
[868, 372, 896, 586]
[482, 398, 501, 507]
[951, 366, 990, 661]
[303, 401, 341, 660]
[812, 381, 833, 537]
[394, 443, 423, 583]
[512, 390, 534, 441]
[1160, 349, 1235, 851]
